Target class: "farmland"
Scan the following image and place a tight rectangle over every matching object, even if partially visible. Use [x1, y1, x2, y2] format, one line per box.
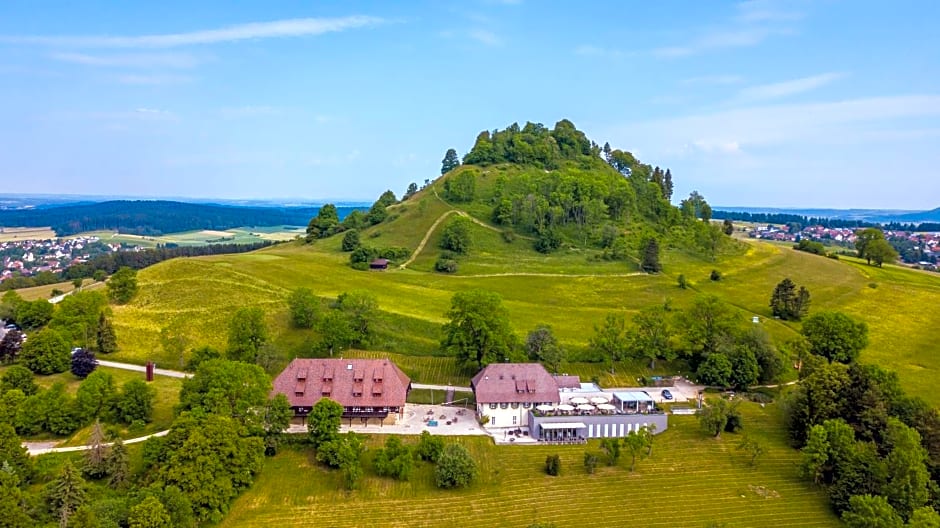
[221, 403, 839, 528]
[73, 225, 305, 248]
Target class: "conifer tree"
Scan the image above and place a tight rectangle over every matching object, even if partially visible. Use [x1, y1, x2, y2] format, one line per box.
[95, 312, 118, 354]
[641, 237, 662, 273]
[83, 420, 109, 479]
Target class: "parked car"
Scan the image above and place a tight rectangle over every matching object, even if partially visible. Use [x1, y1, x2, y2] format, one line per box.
[661, 389, 674, 400]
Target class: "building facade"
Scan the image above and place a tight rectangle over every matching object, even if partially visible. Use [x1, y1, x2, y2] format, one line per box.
[471, 363, 560, 429]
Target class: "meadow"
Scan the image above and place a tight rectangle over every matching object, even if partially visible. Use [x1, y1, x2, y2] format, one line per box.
[0, 226, 57, 242]
[221, 402, 840, 528]
[73, 225, 304, 248]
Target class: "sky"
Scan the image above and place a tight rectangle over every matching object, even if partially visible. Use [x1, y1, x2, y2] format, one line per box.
[1, 1, 938, 209]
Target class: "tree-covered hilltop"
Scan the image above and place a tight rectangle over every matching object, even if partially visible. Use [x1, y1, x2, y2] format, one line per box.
[450, 120, 729, 258]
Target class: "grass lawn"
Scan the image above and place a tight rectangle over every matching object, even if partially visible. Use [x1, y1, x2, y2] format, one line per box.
[221, 402, 839, 528]
[0, 364, 182, 444]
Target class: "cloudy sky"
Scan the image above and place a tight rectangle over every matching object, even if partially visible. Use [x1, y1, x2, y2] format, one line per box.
[1, 1, 938, 208]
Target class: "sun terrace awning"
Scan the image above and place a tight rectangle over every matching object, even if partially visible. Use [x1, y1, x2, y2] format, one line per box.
[540, 422, 587, 430]
[612, 391, 654, 403]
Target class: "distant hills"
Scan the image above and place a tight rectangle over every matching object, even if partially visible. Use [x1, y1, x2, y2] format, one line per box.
[0, 200, 362, 237]
[715, 206, 940, 224]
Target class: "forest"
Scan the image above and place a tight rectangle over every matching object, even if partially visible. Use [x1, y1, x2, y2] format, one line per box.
[0, 201, 359, 236]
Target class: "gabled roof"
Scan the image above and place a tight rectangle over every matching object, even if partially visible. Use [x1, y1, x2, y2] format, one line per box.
[553, 375, 581, 389]
[471, 363, 560, 404]
[272, 358, 411, 409]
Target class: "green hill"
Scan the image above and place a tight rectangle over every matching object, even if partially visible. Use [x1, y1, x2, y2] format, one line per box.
[105, 121, 940, 406]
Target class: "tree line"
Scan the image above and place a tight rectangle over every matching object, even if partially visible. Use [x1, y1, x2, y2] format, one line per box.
[0, 200, 337, 236]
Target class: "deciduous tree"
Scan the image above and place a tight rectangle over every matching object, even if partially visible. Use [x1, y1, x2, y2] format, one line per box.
[591, 313, 628, 373]
[440, 216, 473, 255]
[435, 444, 477, 488]
[627, 305, 674, 369]
[441, 290, 517, 368]
[308, 398, 343, 448]
[335, 290, 378, 346]
[801, 311, 868, 363]
[128, 496, 171, 528]
[70, 348, 98, 379]
[75, 370, 116, 422]
[525, 325, 564, 373]
[20, 328, 70, 375]
[287, 288, 319, 329]
[178, 359, 269, 429]
[107, 267, 138, 304]
[841, 495, 903, 528]
[226, 306, 268, 363]
[116, 379, 156, 424]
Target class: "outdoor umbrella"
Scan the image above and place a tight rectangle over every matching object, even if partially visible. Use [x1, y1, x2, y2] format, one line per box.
[597, 403, 616, 411]
[569, 397, 589, 405]
[576, 404, 595, 411]
[590, 396, 610, 404]
[536, 404, 554, 411]
[556, 404, 575, 411]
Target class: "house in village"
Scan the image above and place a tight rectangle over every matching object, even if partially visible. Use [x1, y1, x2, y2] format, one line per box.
[272, 358, 411, 427]
[471, 363, 668, 443]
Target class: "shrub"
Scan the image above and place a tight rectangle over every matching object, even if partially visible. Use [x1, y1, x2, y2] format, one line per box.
[501, 230, 515, 243]
[545, 454, 561, 476]
[710, 270, 722, 281]
[583, 452, 598, 474]
[435, 444, 477, 488]
[677, 274, 688, 289]
[341, 229, 360, 252]
[435, 257, 458, 273]
[70, 349, 98, 379]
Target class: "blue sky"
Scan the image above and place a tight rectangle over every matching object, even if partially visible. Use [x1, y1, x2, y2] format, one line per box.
[1, 1, 938, 209]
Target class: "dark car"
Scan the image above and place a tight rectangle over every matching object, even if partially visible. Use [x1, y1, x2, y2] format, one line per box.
[661, 389, 674, 400]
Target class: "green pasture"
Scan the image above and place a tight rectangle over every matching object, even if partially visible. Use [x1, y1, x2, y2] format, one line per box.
[108, 232, 940, 404]
[221, 402, 839, 528]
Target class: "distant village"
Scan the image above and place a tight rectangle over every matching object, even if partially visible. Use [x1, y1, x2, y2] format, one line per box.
[0, 235, 139, 283]
[749, 224, 940, 269]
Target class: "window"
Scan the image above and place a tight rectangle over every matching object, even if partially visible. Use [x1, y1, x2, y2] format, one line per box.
[499, 403, 509, 409]
[489, 403, 497, 409]
[511, 403, 519, 409]
[512, 416, 517, 425]
[523, 402, 531, 409]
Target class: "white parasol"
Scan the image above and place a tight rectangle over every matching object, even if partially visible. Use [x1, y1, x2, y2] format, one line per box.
[556, 404, 575, 411]
[597, 403, 617, 411]
[569, 397, 590, 405]
[576, 404, 595, 411]
[536, 404, 555, 411]
[590, 396, 610, 404]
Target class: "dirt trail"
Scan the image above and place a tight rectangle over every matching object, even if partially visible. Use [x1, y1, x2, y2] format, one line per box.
[398, 210, 461, 269]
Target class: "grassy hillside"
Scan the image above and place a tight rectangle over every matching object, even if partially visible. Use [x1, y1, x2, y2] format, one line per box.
[108, 230, 940, 404]
[221, 403, 839, 528]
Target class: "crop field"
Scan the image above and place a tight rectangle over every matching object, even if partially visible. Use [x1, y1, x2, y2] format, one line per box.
[73, 225, 304, 248]
[221, 402, 839, 528]
[0, 226, 57, 242]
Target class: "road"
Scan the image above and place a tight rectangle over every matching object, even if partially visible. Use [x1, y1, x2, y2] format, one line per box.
[97, 359, 191, 379]
[25, 430, 169, 456]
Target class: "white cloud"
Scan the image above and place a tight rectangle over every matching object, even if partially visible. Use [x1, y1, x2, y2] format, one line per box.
[611, 94, 940, 158]
[681, 74, 745, 85]
[738, 72, 845, 101]
[50, 51, 202, 68]
[468, 29, 502, 46]
[653, 27, 784, 58]
[1, 16, 386, 48]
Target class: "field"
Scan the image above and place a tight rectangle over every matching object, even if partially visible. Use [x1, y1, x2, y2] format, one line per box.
[75, 225, 305, 248]
[0, 226, 58, 242]
[221, 402, 839, 528]
[8, 278, 103, 301]
[107, 229, 940, 404]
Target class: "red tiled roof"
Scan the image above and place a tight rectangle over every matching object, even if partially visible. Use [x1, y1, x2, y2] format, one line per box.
[471, 363, 560, 404]
[272, 358, 411, 409]
[553, 375, 582, 389]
